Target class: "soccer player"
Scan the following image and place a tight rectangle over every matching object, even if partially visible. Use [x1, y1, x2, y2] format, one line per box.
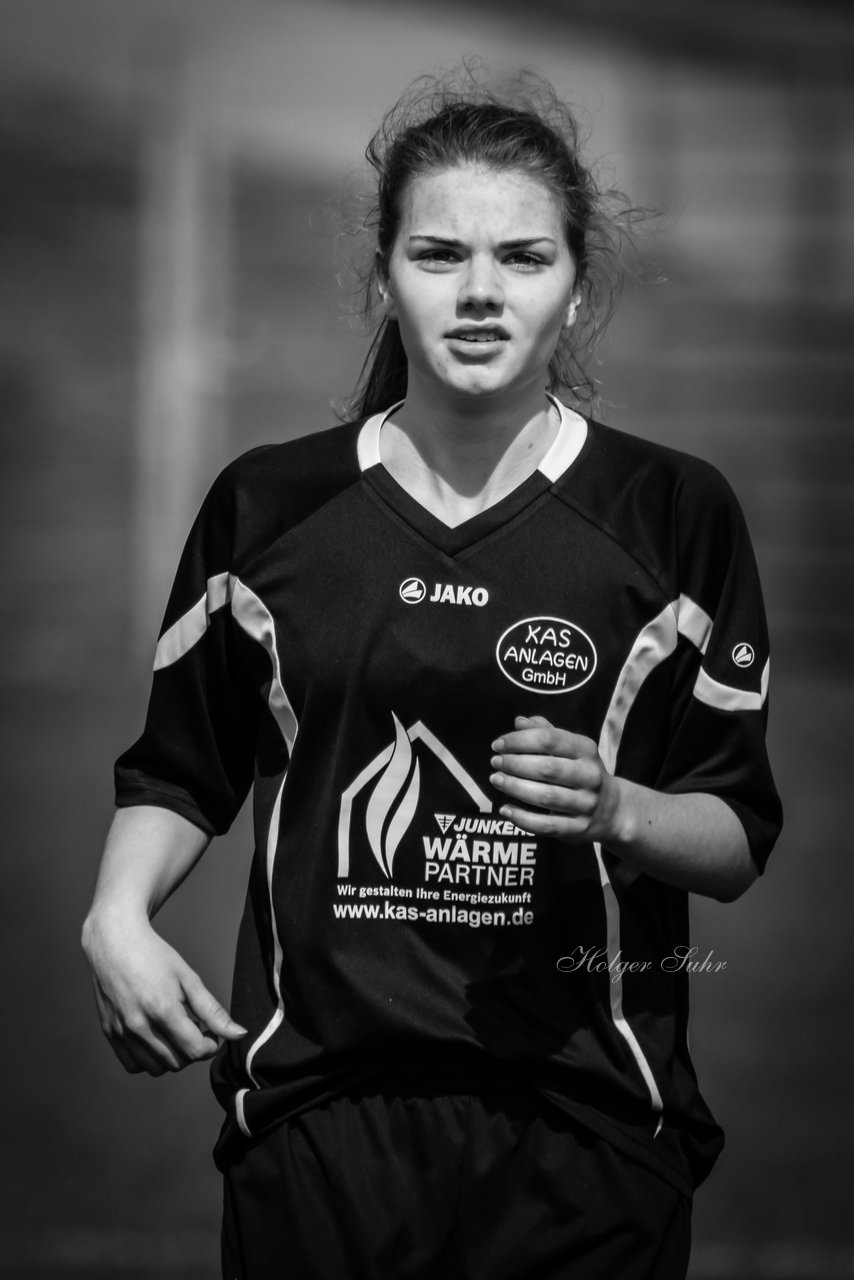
[82, 70, 782, 1280]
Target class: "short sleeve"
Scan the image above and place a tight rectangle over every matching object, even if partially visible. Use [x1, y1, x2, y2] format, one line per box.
[656, 466, 783, 871]
[114, 468, 260, 835]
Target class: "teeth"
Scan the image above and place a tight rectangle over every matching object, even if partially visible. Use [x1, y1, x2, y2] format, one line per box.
[455, 333, 502, 342]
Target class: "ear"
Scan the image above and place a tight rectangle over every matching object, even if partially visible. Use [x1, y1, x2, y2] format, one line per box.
[563, 293, 581, 330]
[376, 253, 397, 319]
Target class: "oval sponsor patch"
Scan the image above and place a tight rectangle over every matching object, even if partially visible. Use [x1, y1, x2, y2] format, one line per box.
[495, 616, 597, 694]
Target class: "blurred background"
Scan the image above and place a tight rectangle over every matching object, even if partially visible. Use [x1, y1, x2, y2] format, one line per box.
[1, 0, 852, 1276]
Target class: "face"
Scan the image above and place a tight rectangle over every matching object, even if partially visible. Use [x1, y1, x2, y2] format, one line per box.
[379, 164, 579, 406]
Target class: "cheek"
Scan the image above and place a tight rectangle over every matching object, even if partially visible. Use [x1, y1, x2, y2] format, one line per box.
[395, 284, 444, 338]
[523, 294, 570, 342]
[541, 284, 576, 335]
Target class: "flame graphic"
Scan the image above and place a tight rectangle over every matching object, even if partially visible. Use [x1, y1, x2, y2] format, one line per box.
[365, 713, 421, 878]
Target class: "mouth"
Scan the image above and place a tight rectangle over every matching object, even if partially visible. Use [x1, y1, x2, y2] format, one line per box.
[446, 326, 509, 344]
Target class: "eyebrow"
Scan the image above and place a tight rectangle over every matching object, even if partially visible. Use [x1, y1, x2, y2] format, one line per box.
[407, 235, 557, 249]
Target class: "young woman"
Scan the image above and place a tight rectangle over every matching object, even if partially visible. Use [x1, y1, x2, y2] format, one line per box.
[82, 73, 782, 1280]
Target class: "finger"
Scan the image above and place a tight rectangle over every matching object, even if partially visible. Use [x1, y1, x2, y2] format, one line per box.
[91, 983, 169, 1072]
[95, 977, 193, 1071]
[496, 802, 592, 842]
[489, 769, 596, 816]
[94, 977, 231, 1070]
[110, 1035, 152, 1075]
[491, 722, 593, 758]
[181, 972, 247, 1041]
[108, 1027, 171, 1076]
[90, 980, 116, 1035]
[149, 1005, 223, 1065]
[490, 750, 599, 789]
[121, 1013, 189, 1072]
[131, 1015, 220, 1072]
[148, 1019, 218, 1070]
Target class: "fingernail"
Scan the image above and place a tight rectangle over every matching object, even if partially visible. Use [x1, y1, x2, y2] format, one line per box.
[490, 755, 502, 769]
[490, 772, 505, 786]
[492, 738, 504, 751]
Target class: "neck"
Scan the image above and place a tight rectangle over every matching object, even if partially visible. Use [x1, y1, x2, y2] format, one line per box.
[379, 377, 560, 525]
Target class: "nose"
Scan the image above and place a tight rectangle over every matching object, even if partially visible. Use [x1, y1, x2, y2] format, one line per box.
[458, 254, 504, 311]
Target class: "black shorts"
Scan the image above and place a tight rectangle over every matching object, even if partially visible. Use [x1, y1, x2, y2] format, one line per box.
[221, 1088, 691, 1280]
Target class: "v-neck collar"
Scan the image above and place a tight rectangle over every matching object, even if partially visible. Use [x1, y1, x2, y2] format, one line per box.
[356, 395, 588, 557]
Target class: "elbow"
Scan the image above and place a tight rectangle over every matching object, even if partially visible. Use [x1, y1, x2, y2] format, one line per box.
[706, 804, 759, 903]
[711, 883, 745, 905]
[80, 910, 96, 956]
[710, 856, 760, 904]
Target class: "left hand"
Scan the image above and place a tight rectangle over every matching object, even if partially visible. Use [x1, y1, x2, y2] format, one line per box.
[489, 715, 622, 844]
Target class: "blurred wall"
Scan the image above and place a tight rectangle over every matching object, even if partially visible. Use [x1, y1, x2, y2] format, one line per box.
[1, 1, 852, 1276]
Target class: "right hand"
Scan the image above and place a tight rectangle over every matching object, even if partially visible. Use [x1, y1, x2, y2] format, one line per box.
[82, 911, 247, 1076]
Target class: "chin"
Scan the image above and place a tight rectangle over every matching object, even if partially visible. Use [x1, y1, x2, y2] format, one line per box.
[441, 370, 514, 399]
[418, 355, 532, 402]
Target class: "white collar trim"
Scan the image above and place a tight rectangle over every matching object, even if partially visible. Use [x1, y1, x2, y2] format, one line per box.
[537, 394, 588, 482]
[356, 395, 587, 483]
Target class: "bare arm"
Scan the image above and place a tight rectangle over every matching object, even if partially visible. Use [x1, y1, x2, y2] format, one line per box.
[489, 716, 757, 903]
[81, 805, 246, 1075]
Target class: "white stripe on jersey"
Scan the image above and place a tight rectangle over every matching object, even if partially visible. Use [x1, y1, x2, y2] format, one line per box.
[594, 595, 769, 1126]
[678, 593, 769, 712]
[676, 593, 713, 654]
[243, 775, 288, 1099]
[155, 575, 298, 1137]
[596, 602, 675, 1124]
[694, 659, 769, 712]
[153, 571, 231, 670]
[149, 574, 299, 1136]
[152, 574, 300, 751]
[227, 585, 299, 1137]
[230, 581, 298, 752]
[234, 1087, 250, 1137]
[599, 601, 679, 775]
[595, 846, 666, 1133]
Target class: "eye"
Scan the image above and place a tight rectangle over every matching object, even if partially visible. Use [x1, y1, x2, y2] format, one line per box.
[417, 249, 460, 269]
[505, 252, 544, 271]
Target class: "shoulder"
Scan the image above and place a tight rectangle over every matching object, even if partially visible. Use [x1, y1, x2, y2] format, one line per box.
[217, 418, 362, 506]
[581, 418, 737, 507]
[205, 419, 364, 561]
[555, 415, 752, 598]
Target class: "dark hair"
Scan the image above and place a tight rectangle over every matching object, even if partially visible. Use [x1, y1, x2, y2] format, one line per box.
[342, 66, 645, 420]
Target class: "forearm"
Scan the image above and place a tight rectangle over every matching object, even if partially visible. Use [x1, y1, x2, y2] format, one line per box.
[603, 781, 757, 902]
[490, 716, 759, 903]
[83, 805, 211, 934]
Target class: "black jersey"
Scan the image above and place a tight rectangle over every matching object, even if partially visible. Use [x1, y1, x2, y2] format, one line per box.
[116, 398, 782, 1194]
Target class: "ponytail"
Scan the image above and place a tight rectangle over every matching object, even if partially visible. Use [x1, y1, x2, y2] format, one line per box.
[352, 319, 408, 420]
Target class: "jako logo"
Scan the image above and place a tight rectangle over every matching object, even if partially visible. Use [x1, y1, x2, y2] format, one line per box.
[399, 578, 426, 603]
[732, 642, 755, 668]
[496, 616, 597, 694]
[429, 583, 489, 606]
[400, 579, 489, 606]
